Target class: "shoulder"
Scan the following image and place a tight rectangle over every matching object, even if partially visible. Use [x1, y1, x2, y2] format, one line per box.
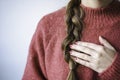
[44, 7, 66, 20]
[36, 7, 66, 41]
[36, 7, 66, 47]
[37, 7, 66, 32]
[38, 7, 66, 27]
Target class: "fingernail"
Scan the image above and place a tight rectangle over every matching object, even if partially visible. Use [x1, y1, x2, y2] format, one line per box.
[75, 42, 78, 44]
[69, 51, 72, 54]
[99, 36, 102, 41]
[99, 36, 104, 40]
[75, 57, 78, 60]
[69, 51, 73, 54]
[70, 45, 73, 48]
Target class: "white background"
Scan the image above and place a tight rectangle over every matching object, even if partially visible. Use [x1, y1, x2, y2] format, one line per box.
[0, 0, 68, 80]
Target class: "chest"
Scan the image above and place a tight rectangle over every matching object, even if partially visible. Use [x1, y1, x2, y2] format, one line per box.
[44, 20, 120, 79]
[81, 20, 120, 51]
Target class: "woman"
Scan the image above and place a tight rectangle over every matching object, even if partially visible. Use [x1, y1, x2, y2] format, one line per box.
[22, 0, 120, 80]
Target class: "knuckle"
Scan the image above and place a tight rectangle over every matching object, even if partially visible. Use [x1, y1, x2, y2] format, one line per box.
[94, 58, 100, 64]
[82, 47, 87, 51]
[99, 46, 105, 51]
[97, 53, 102, 57]
[94, 53, 102, 58]
[83, 55, 87, 59]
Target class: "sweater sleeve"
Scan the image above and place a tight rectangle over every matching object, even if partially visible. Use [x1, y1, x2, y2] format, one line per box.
[98, 52, 120, 80]
[22, 17, 48, 80]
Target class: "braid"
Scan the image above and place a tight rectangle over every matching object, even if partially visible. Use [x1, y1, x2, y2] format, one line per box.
[62, 0, 84, 80]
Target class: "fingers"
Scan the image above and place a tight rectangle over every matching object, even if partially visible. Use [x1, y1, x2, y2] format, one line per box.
[70, 36, 116, 57]
[71, 56, 95, 70]
[69, 36, 116, 73]
[70, 50, 92, 61]
[71, 56, 90, 67]
[72, 56, 102, 73]
[75, 41, 102, 51]
[70, 44, 98, 57]
[70, 51, 102, 73]
[99, 36, 116, 51]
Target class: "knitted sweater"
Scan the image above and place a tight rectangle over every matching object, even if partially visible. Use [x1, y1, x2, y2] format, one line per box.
[22, 0, 120, 80]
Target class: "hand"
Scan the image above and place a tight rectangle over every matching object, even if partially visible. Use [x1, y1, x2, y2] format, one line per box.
[70, 36, 116, 73]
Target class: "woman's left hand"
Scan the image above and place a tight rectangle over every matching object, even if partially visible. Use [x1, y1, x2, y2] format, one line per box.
[70, 36, 116, 73]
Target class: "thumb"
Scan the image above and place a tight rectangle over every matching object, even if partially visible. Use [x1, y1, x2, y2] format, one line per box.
[99, 36, 116, 51]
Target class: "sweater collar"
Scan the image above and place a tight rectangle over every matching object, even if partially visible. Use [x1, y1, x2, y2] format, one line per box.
[80, 0, 120, 23]
[80, 0, 119, 16]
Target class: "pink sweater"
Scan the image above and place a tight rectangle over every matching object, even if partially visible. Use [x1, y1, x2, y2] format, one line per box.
[22, 1, 120, 80]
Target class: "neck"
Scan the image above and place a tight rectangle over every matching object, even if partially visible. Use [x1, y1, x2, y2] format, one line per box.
[81, 0, 113, 8]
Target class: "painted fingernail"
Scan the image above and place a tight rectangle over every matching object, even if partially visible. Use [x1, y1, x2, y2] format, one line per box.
[75, 42, 78, 44]
[70, 45, 73, 48]
[75, 57, 78, 60]
[70, 50, 73, 54]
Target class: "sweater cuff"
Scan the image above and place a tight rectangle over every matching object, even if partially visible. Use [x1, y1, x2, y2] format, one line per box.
[99, 52, 120, 80]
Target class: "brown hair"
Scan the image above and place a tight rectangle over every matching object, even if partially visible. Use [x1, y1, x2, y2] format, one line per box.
[62, 0, 84, 80]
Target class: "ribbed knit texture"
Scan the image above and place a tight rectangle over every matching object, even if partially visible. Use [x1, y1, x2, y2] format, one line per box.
[22, 0, 120, 80]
